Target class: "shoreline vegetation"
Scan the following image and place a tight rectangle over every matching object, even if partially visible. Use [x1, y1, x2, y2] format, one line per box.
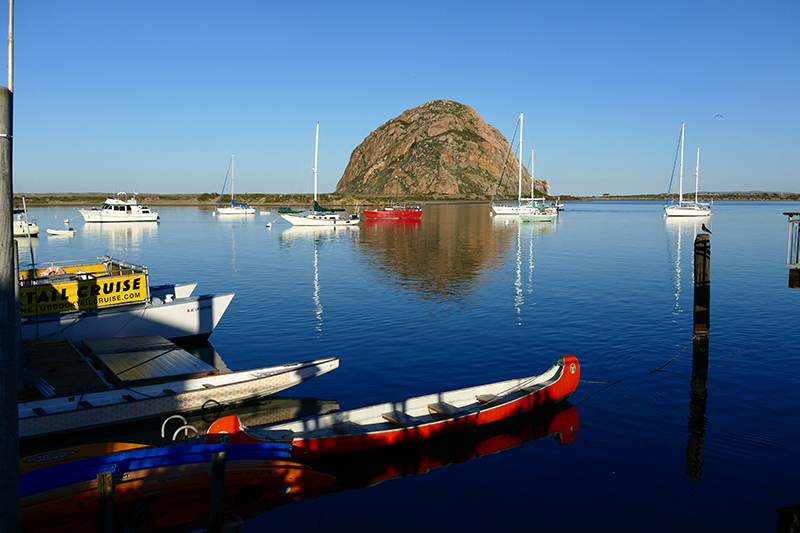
[12, 190, 800, 207]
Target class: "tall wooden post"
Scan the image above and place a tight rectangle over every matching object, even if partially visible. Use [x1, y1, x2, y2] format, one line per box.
[693, 233, 710, 336]
[0, 84, 20, 531]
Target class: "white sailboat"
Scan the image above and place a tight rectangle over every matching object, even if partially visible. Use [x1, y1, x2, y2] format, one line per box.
[519, 146, 557, 223]
[492, 113, 530, 216]
[280, 123, 360, 227]
[216, 154, 256, 215]
[663, 123, 712, 217]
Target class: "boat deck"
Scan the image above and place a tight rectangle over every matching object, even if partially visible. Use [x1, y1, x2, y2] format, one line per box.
[19, 340, 109, 402]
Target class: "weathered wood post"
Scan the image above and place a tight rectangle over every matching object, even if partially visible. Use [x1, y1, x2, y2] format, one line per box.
[97, 471, 113, 533]
[693, 233, 710, 337]
[0, 85, 21, 531]
[208, 451, 226, 533]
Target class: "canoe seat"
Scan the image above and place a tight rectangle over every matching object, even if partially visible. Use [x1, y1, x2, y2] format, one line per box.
[476, 394, 499, 404]
[333, 421, 366, 435]
[382, 410, 420, 427]
[428, 402, 462, 417]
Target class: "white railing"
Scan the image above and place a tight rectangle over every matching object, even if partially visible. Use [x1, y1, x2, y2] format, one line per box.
[787, 213, 800, 267]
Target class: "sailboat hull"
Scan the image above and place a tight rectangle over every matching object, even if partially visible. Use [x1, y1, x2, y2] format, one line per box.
[280, 213, 360, 226]
[663, 204, 712, 217]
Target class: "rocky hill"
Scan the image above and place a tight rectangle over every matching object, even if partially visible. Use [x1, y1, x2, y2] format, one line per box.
[335, 100, 549, 198]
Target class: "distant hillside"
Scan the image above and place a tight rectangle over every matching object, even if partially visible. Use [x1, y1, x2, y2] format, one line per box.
[336, 100, 550, 199]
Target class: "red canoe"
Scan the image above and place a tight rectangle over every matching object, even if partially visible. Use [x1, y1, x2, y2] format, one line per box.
[206, 355, 580, 459]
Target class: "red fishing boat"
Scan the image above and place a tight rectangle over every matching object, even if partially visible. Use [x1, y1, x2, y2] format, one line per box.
[362, 203, 422, 220]
[205, 356, 580, 459]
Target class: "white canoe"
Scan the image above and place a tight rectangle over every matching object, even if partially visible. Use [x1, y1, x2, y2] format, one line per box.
[19, 356, 339, 439]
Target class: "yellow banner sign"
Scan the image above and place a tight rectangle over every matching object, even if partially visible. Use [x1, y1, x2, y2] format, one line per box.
[20, 274, 148, 317]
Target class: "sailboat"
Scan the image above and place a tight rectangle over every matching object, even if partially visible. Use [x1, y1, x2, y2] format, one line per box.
[216, 155, 256, 215]
[518, 147, 557, 222]
[491, 114, 555, 221]
[492, 113, 529, 216]
[280, 123, 360, 227]
[663, 123, 712, 217]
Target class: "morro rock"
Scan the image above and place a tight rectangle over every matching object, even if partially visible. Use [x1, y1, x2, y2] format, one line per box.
[335, 100, 549, 198]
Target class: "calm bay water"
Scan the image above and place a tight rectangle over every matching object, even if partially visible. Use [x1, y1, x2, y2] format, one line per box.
[19, 201, 800, 531]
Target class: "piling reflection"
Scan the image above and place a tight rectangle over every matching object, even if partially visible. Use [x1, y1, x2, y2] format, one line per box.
[686, 335, 709, 482]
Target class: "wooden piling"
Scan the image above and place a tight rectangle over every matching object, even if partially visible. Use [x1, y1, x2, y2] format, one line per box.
[686, 335, 709, 481]
[208, 451, 226, 533]
[97, 471, 113, 533]
[693, 233, 710, 336]
[0, 84, 21, 531]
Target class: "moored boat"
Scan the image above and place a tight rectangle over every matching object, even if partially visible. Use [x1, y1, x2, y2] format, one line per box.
[215, 154, 256, 215]
[362, 203, 422, 220]
[21, 457, 335, 532]
[18, 338, 340, 439]
[77, 192, 159, 222]
[18, 256, 233, 343]
[46, 228, 75, 236]
[205, 355, 580, 459]
[663, 122, 712, 217]
[280, 123, 360, 227]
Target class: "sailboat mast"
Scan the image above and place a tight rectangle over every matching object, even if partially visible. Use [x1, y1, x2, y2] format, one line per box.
[518, 113, 523, 204]
[678, 122, 685, 204]
[694, 146, 700, 203]
[313, 122, 319, 203]
[231, 154, 234, 205]
[531, 148, 534, 199]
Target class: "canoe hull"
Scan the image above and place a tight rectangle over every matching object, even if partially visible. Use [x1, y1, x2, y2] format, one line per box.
[207, 355, 580, 459]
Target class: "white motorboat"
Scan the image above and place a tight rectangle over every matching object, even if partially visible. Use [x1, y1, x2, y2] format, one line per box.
[77, 192, 159, 223]
[18, 256, 233, 343]
[215, 154, 256, 215]
[14, 213, 39, 236]
[663, 123, 712, 217]
[281, 123, 360, 227]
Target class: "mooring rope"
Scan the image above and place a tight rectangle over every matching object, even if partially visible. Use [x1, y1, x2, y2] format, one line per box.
[575, 336, 697, 406]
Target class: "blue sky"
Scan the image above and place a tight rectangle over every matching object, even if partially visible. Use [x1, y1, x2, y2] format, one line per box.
[6, 1, 799, 196]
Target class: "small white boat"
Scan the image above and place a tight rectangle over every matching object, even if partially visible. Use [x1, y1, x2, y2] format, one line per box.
[281, 123, 360, 227]
[46, 228, 75, 237]
[215, 154, 256, 215]
[663, 123, 712, 218]
[77, 192, 159, 223]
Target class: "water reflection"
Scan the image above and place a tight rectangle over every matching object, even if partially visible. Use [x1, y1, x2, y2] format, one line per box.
[686, 336, 709, 482]
[81, 221, 159, 253]
[355, 204, 550, 301]
[303, 402, 578, 497]
[278, 226, 360, 333]
[664, 215, 710, 314]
